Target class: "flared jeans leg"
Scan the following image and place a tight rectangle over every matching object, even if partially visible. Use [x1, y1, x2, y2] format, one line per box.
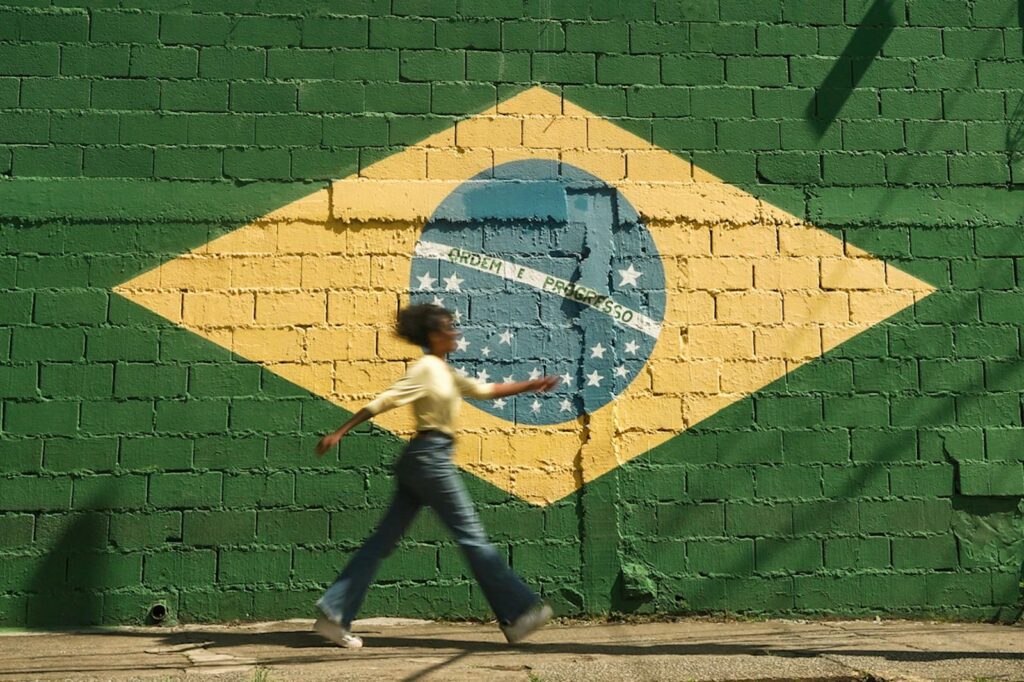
[316, 483, 420, 627]
[317, 434, 540, 627]
[402, 453, 539, 625]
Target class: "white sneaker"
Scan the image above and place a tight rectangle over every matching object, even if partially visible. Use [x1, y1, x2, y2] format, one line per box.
[314, 614, 363, 649]
[500, 603, 553, 644]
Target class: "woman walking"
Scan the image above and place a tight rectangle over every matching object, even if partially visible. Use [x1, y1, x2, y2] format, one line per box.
[314, 303, 559, 648]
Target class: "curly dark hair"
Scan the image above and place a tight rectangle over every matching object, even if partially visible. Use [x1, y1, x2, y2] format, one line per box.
[396, 303, 453, 347]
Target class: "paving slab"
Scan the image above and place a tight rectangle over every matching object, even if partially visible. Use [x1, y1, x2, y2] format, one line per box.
[0, 617, 1021, 681]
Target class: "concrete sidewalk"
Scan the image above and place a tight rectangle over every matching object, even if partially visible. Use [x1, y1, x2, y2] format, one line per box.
[0, 616, 1021, 681]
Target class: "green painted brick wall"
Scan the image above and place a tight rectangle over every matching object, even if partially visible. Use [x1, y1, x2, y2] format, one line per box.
[0, 0, 1023, 628]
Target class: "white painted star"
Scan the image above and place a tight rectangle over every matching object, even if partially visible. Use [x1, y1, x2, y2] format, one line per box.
[431, 295, 445, 306]
[560, 373, 574, 386]
[493, 398, 507, 409]
[452, 309, 462, 323]
[455, 337, 469, 352]
[443, 272, 464, 292]
[614, 366, 628, 378]
[477, 369, 490, 383]
[528, 367, 542, 380]
[416, 272, 436, 290]
[618, 264, 643, 287]
[503, 375, 514, 383]
[624, 340, 639, 355]
[481, 346, 491, 357]
[590, 343, 607, 359]
[559, 398, 572, 412]
[454, 366, 469, 378]
[530, 399, 542, 413]
[586, 370, 604, 387]
[498, 329, 513, 345]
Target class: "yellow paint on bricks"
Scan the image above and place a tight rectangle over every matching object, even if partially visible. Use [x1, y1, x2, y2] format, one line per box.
[660, 256, 689, 289]
[231, 255, 303, 289]
[577, 406, 617, 496]
[333, 184, 455, 222]
[683, 393, 743, 428]
[183, 291, 255, 326]
[206, 223, 279, 254]
[497, 87, 562, 115]
[345, 221, 420, 255]
[649, 359, 719, 395]
[300, 255, 371, 289]
[114, 86, 936, 506]
[716, 291, 784, 325]
[326, 290, 399, 324]
[886, 262, 932, 291]
[306, 327, 375, 362]
[270, 362, 333, 398]
[621, 184, 763, 224]
[361, 148, 427, 180]
[587, 118, 646, 149]
[134, 291, 182, 324]
[561, 149, 626, 180]
[265, 192, 331, 223]
[255, 291, 327, 326]
[664, 291, 715, 324]
[783, 291, 851, 324]
[335, 360, 407, 395]
[646, 222, 711, 256]
[712, 225, 779, 257]
[493, 147, 561, 170]
[456, 116, 522, 147]
[155, 256, 232, 290]
[850, 291, 916, 324]
[375, 329, 418, 361]
[523, 117, 587, 148]
[688, 258, 754, 290]
[755, 326, 823, 359]
[719, 359, 788, 393]
[426, 148, 494, 179]
[821, 258, 887, 289]
[780, 225, 845, 257]
[278, 221, 345, 255]
[369, 255, 413, 288]
[617, 396, 685, 432]
[233, 327, 303, 363]
[686, 325, 755, 360]
[754, 259, 819, 290]
[626, 150, 694, 182]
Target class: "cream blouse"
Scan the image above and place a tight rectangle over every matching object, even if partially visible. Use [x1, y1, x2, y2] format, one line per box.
[363, 354, 495, 436]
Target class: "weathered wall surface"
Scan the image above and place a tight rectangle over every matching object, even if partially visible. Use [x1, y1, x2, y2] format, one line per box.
[0, 0, 1022, 627]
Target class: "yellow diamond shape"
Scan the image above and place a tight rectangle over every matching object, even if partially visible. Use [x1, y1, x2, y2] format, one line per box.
[115, 86, 935, 506]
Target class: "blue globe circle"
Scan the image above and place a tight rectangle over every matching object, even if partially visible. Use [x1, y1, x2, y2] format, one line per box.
[409, 159, 665, 425]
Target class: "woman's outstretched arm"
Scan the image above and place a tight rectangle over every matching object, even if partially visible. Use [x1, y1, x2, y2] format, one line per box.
[489, 376, 559, 399]
[314, 408, 373, 456]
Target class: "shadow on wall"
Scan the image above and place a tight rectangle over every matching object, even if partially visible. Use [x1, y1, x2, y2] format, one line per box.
[1014, 2, 1024, 172]
[24, 481, 173, 627]
[1008, 94, 1024, 165]
[26, 504, 108, 627]
[806, 0, 899, 136]
[951, 496, 1024, 622]
[618, 248, 1024, 620]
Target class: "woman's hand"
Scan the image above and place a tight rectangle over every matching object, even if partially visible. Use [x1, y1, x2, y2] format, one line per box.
[531, 376, 560, 393]
[315, 430, 344, 457]
[490, 375, 561, 399]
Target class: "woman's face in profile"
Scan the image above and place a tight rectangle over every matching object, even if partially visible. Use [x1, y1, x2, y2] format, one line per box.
[428, 316, 460, 355]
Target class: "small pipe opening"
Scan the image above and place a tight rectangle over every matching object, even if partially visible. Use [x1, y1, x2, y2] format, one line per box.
[148, 603, 168, 624]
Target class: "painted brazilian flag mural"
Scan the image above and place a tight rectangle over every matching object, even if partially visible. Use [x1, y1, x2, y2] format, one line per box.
[2, 2, 1024, 626]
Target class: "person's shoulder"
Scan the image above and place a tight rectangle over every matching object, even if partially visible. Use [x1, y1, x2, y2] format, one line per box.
[412, 354, 447, 373]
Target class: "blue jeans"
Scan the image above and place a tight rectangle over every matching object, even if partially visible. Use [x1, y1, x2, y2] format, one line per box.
[317, 432, 540, 627]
